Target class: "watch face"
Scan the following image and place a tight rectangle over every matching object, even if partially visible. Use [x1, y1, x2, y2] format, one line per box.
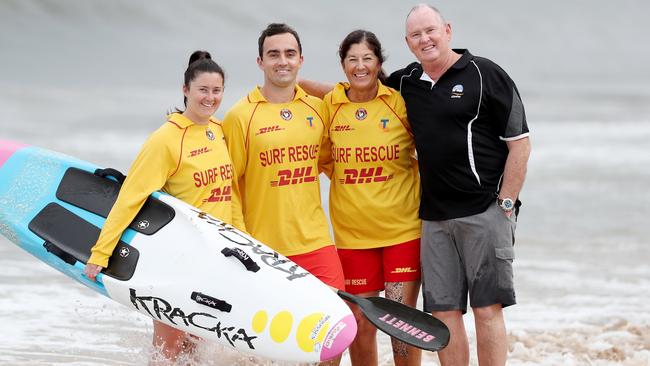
[502, 199, 514, 210]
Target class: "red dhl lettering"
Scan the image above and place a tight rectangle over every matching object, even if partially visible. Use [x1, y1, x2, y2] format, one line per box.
[270, 166, 317, 187]
[189, 146, 211, 157]
[256, 125, 283, 135]
[354, 144, 400, 162]
[203, 185, 232, 203]
[333, 125, 353, 132]
[339, 167, 392, 185]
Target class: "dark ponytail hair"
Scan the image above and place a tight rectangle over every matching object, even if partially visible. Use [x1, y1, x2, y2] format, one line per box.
[177, 50, 225, 112]
[338, 30, 387, 83]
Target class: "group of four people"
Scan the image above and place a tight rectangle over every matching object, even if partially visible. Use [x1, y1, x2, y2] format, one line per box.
[83, 4, 530, 366]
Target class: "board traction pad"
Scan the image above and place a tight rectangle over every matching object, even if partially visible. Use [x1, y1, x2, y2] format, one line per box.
[28, 202, 139, 281]
[56, 167, 174, 235]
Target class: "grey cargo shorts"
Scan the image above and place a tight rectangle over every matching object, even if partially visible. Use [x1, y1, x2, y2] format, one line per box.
[421, 201, 517, 313]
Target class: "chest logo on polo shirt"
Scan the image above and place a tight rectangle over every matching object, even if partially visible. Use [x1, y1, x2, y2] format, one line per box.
[451, 84, 464, 98]
[280, 109, 292, 121]
[189, 146, 212, 158]
[378, 118, 390, 132]
[256, 125, 285, 135]
[355, 108, 367, 120]
[333, 125, 354, 132]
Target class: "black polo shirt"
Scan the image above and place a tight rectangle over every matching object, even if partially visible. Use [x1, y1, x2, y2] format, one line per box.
[386, 49, 528, 220]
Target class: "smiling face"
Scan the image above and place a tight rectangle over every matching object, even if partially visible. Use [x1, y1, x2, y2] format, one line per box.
[405, 6, 452, 65]
[182, 71, 224, 123]
[342, 41, 381, 94]
[257, 32, 303, 89]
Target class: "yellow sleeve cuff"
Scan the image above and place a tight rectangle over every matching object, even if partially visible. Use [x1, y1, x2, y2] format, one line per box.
[87, 250, 110, 268]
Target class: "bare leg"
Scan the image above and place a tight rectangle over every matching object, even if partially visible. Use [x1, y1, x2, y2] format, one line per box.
[319, 354, 343, 366]
[149, 320, 189, 365]
[385, 281, 422, 366]
[347, 290, 380, 366]
[431, 310, 469, 366]
[472, 304, 506, 366]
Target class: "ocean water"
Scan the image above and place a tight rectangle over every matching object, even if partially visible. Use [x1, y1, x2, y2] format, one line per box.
[1, 1, 650, 365]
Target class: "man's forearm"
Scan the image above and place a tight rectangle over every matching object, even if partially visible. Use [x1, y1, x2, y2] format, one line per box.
[499, 137, 531, 200]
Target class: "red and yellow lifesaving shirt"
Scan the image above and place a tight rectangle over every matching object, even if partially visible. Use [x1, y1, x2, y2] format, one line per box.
[322, 81, 421, 249]
[222, 86, 332, 256]
[88, 113, 245, 267]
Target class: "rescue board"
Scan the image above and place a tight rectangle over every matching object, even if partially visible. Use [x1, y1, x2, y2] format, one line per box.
[0, 140, 357, 362]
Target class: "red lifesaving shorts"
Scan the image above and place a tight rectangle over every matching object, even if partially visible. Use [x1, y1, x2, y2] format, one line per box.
[288, 245, 346, 291]
[338, 238, 421, 294]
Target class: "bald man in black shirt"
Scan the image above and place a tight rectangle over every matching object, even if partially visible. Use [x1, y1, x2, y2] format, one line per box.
[385, 5, 531, 366]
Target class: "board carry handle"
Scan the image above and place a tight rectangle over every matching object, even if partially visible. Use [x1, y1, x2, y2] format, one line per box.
[94, 167, 126, 184]
[43, 241, 78, 265]
[221, 247, 260, 272]
[190, 291, 232, 312]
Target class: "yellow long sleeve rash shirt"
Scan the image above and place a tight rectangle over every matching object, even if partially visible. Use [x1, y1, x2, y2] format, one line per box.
[322, 82, 421, 249]
[88, 113, 245, 267]
[222, 86, 332, 256]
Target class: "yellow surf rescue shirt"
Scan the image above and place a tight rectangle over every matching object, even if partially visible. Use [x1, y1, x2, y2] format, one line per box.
[88, 113, 245, 267]
[323, 82, 421, 249]
[222, 86, 332, 256]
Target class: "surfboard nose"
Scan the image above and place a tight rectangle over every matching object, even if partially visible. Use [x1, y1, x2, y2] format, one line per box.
[0, 140, 26, 169]
[319, 313, 357, 361]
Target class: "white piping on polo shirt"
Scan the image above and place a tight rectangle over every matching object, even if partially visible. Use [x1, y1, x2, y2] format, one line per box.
[500, 132, 530, 141]
[467, 60, 483, 186]
[399, 67, 418, 92]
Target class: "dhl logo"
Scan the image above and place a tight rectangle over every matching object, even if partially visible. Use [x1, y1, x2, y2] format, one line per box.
[339, 167, 392, 185]
[189, 146, 211, 157]
[204, 185, 232, 203]
[256, 125, 284, 135]
[333, 125, 354, 132]
[271, 166, 317, 187]
[390, 267, 418, 274]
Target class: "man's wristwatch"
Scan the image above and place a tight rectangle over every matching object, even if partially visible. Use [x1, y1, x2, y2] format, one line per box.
[498, 197, 515, 212]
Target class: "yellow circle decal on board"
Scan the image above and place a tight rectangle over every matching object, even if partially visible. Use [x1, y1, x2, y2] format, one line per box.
[269, 311, 293, 343]
[252, 310, 268, 334]
[296, 313, 330, 353]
